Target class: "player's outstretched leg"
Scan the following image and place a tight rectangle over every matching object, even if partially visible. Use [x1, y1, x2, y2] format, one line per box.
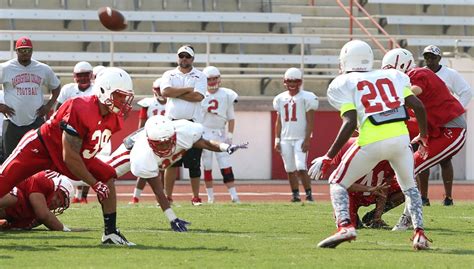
[317, 184, 356, 248]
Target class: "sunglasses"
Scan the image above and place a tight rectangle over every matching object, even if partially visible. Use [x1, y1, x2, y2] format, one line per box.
[423, 53, 439, 60]
[17, 48, 32, 53]
[178, 53, 193, 59]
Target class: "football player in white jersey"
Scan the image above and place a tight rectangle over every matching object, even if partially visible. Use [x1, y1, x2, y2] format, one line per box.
[308, 40, 431, 250]
[56, 61, 94, 108]
[103, 115, 248, 231]
[129, 78, 167, 204]
[273, 67, 318, 203]
[200, 66, 240, 204]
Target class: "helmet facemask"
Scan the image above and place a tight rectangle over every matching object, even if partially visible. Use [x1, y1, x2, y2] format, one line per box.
[207, 76, 221, 93]
[147, 132, 177, 157]
[74, 72, 92, 89]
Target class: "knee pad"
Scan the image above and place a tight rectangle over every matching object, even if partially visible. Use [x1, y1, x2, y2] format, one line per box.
[204, 170, 213, 182]
[189, 167, 201, 178]
[221, 167, 234, 183]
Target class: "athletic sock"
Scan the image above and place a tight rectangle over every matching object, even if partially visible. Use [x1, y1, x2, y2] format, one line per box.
[133, 188, 142, 199]
[104, 212, 117, 235]
[305, 188, 312, 197]
[330, 184, 350, 225]
[228, 187, 238, 200]
[292, 189, 300, 197]
[206, 188, 214, 200]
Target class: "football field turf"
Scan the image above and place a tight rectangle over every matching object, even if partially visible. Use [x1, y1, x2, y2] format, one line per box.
[0, 202, 473, 268]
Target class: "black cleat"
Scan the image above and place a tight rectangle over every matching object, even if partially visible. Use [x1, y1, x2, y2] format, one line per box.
[421, 197, 431, 206]
[443, 197, 454, 206]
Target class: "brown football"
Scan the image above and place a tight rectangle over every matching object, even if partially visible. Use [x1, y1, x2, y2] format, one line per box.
[98, 7, 127, 31]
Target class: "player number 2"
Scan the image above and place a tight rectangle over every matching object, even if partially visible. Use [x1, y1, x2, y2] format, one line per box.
[208, 99, 218, 113]
[358, 78, 401, 113]
[283, 102, 297, 122]
[82, 129, 112, 159]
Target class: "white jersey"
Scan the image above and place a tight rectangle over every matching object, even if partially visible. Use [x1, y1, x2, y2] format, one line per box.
[161, 67, 207, 121]
[327, 69, 410, 128]
[130, 120, 203, 178]
[0, 58, 60, 126]
[57, 82, 94, 104]
[201, 87, 238, 129]
[273, 90, 319, 140]
[137, 97, 166, 118]
[434, 65, 472, 108]
[0, 90, 4, 131]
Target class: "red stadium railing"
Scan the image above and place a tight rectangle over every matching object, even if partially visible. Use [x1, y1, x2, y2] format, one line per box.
[335, 0, 400, 53]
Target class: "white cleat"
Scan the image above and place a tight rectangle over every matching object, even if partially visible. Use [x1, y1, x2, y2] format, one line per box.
[412, 229, 432, 251]
[317, 226, 357, 248]
[392, 214, 413, 231]
[232, 198, 241, 204]
[207, 198, 214, 204]
[101, 229, 136, 246]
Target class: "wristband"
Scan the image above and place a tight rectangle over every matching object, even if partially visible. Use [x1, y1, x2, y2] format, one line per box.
[164, 208, 178, 222]
[63, 225, 71, 232]
[275, 138, 281, 144]
[219, 143, 230, 152]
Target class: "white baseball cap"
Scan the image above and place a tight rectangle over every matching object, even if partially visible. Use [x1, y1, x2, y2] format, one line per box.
[177, 45, 194, 57]
[423, 45, 441, 56]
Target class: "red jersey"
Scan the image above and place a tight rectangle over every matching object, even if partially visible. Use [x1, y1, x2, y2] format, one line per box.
[407, 68, 465, 137]
[39, 95, 122, 180]
[5, 171, 55, 229]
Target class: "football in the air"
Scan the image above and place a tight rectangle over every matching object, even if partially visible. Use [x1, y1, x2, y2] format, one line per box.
[98, 7, 127, 31]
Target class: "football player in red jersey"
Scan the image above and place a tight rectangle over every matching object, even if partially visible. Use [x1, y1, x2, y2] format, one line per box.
[382, 49, 466, 229]
[0, 170, 74, 231]
[327, 138, 404, 229]
[0, 67, 135, 245]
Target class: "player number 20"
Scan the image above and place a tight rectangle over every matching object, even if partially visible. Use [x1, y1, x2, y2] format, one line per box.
[82, 129, 112, 159]
[358, 78, 401, 113]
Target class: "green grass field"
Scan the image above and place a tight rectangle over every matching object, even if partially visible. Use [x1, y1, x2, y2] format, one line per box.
[1, 202, 473, 268]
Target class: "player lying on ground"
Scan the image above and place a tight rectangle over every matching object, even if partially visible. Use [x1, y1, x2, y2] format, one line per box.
[0, 170, 74, 231]
[103, 115, 248, 231]
[326, 137, 405, 229]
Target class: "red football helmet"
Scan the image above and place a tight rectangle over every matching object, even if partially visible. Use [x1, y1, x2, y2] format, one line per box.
[145, 115, 177, 157]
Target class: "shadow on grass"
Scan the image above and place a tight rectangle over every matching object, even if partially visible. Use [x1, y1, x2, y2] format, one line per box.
[0, 243, 236, 252]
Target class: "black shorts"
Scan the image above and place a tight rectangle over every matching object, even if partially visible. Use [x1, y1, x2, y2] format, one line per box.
[172, 147, 202, 169]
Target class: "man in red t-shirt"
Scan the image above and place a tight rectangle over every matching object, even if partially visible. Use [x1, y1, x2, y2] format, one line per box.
[0, 67, 135, 245]
[0, 170, 74, 231]
[382, 49, 466, 207]
[329, 138, 404, 228]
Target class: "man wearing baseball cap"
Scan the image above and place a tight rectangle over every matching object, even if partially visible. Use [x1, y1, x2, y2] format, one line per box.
[0, 36, 61, 159]
[160, 44, 207, 206]
[419, 44, 472, 206]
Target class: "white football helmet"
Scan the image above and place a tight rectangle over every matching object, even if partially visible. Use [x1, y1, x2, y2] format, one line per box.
[93, 67, 134, 116]
[73, 61, 93, 88]
[283, 67, 303, 93]
[145, 115, 177, 157]
[381, 48, 414, 73]
[203, 66, 221, 92]
[51, 174, 75, 215]
[92, 65, 106, 80]
[339, 40, 374, 73]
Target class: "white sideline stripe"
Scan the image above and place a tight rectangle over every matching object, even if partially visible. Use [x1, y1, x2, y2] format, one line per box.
[85, 192, 328, 197]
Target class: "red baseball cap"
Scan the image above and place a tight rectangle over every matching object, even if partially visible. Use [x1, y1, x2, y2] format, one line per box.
[15, 36, 33, 49]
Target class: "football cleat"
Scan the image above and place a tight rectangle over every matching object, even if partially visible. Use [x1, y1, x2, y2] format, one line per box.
[232, 198, 241, 204]
[207, 198, 214, 204]
[71, 197, 80, 204]
[102, 229, 136, 246]
[128, 197, 139, 204]
[80, 197, 88, 204]
[317, 225, 357, 248]
[291, 195, 301, 203]
[412, 229, 432, 250]
[191, 197, 203, 206]
[421, 197, 431, 206]
[392, 214, 413, 231]
[443, 197, 454, 206]
[306, 195, 314, 202]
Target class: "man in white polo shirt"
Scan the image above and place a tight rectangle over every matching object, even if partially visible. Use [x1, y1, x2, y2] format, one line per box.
[0, 36, 61, 159]
[161, 45, 207, 205]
